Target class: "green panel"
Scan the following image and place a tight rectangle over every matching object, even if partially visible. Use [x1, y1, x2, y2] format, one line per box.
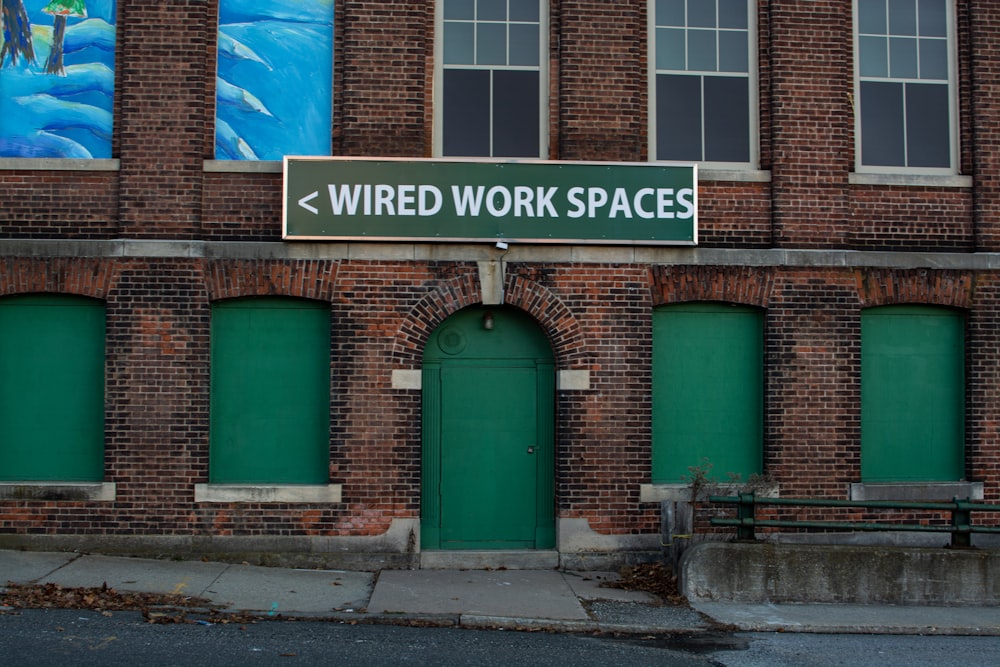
[210, 298, 330, 484]
[422, 306, 555, 550]
[0, 295, 105, 482]
[440, 364, 538, 548]
[652, 303, 763, 484]
[862, 306, 964, 482]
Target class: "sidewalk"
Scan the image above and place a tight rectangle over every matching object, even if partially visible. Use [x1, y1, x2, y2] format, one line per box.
[4, 549, 1000, 635]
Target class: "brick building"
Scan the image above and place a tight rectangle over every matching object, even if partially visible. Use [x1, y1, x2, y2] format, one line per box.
[0, 0, 997, 569]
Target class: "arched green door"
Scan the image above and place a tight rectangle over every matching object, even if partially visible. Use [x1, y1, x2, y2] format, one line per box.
[422, 306, 555, 550]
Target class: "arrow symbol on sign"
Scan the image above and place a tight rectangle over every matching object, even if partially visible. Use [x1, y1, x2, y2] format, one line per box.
[298, 191, 319, 214]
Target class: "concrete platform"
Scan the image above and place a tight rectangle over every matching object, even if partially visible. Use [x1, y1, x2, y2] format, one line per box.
[7, 548, 1000, 636]
[367, 569, 590, 620]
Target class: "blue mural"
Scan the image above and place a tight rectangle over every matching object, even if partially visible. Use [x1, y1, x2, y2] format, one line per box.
[216, 0, 334, 160]
[0, 0, 115, 158]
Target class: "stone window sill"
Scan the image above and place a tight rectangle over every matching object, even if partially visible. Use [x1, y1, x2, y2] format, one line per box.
[850, 172, 973, 188]
[194, 484, 342, 503]
[0, 158, 120, 171]
[640, 482, 779, 503]
[0, 482, 116, 501]
[849, 482, 984, 502]
[203, 160, 282, 174]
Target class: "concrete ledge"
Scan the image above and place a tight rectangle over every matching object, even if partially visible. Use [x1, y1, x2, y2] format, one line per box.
[0, 518, 420, 570]
[0, 482, 115, 501]
[850, 171, 973, 188]
[420, 550, 559, 570]
[640, 482, 780, 503]
[203, 160, 282, 173]
[681, 541, 1000, 605]
[194, 483, 342, 503]
[0, 158, 120, 171]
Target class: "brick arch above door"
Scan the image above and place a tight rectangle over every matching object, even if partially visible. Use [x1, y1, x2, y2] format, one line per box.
[391, 272, 586, 368]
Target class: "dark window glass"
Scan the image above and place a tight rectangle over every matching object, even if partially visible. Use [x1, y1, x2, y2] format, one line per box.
[478, 0, 506, 21]
[859, 0, 888, 34]
[918, 0, 947, 36]
[719, 0, 748, 29]
[443, 69, 491, 156]
[445, 0, 475, 20]
[704, 77, 750, 162]
[493, 70, 540, 157]
[860, 80, 906, 166]
[688, 0, 716, 27]
[657, 0, 685, 26]
[657, 74, 702, 161]
[906, 82, 950, 167]
[889, 0, 917, 35]
[509, 0, 539, 22]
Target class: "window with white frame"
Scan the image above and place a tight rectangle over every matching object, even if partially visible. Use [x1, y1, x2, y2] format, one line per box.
[855, 0, 956, 171]
[437, 0, 546, 158]
[651, 0, 756, 165]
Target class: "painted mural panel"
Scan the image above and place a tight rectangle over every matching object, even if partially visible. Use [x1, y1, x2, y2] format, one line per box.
[0, 0, 115, 158]
[216, 0, 334, 160]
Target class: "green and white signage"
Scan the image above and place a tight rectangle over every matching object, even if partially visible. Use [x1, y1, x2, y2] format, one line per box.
[283, 157, 697, 245]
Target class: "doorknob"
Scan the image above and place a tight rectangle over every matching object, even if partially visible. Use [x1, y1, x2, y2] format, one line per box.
[526, 446, 535, 454]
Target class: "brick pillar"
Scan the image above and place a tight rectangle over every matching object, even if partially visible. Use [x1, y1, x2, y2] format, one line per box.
[557, 0, 646, 161]
[341, 1, 429, 157]
[969, 1, 1000, 250]
[117, 2, 212, 238]
[768, 1, 852, 248]
[765, 269, 860, 497]
[105, 260, 210, 523]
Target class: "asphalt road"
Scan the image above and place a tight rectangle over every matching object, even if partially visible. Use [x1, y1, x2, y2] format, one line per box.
[5, 609, 1000, 666]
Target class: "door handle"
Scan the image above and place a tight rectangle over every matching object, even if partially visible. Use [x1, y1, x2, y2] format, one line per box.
[526, 446, 535, 454]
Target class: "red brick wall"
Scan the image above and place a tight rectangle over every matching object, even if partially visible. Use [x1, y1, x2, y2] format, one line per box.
[769, 0, 852, 248]
[117, 2, 211, 239]
[2, 2, 1000, 550]
[557, 1, 646, 162]
[0, 172, 119, 238]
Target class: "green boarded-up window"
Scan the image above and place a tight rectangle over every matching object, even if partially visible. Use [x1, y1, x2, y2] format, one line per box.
[652, 302, 763, 483]
[210, 298, 330, 484]
[0, 294, 106, 482]
[861, 305, 964, 482]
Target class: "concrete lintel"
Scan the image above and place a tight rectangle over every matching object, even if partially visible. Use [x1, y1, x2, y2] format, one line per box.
[0, 482, 116, 502]
[4, 239, 1000, 271]
[392, 369, 422, 390]
[477, 259, 504, 305]
[194, 484, 342, 503]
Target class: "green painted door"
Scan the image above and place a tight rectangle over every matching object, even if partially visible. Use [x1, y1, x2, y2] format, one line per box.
[861, 306, 964, 482]
[210, 298, 330, 484]
[652, 303, 763, 483]
[0, 294, 105, 482]
[422, 307, 554, 550]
